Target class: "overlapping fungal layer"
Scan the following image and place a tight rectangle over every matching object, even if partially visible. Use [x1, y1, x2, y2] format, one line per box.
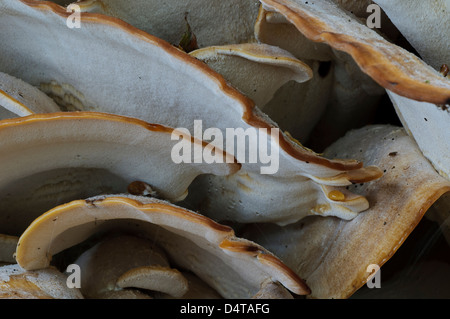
[0, 112, 238, 236]
[15, 195, 310, 298]
[0, 0, 382, 225]
[72, 234, 219, 299]
[189, 43, 313, 107]
[1, 0, 447, 299]
[254, 5, 387, 149]
[0, 71, 60, 119]
[76, 0, 340, 146]
[257, 0, 450, 105]
[244, 125, 450, 298]
[372, 0, 449, 71]
[366, 0, 450, 180]
[254, 0, 450, 181]
[387, 91, 450, 179]
[75, 0, 261, 48]
[0, 264, 84, 299]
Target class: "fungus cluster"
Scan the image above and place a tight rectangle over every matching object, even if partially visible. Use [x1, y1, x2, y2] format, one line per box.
[0, 0, 448, 299]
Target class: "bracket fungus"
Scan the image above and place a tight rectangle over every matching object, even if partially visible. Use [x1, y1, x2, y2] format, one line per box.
[0, 71, 60, 119]
[74, 0, 261, 48]
[72, 234, 190, 299]
[254, 6, 332, 62]
[387, 91, 450, 180]
[0, 0, 382, 225]
[254, 5, 386, 149]
[364, 1, 450, 181]
[257, 0, 450, 105]
[372, 0, 449, 71]
[16, 195, 310, 298]
[189, 43, 313, 107]
[1, 0, 448, 300]
[243, 125, 450, 298]
[0, 264, 83, 299]
[0, 112, 239, 236]
[72, 234, 222, 299]
[254, 0, 450, 176]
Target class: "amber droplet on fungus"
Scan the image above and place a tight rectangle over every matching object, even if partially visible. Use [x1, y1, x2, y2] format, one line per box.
[328, 190, 346, 201]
